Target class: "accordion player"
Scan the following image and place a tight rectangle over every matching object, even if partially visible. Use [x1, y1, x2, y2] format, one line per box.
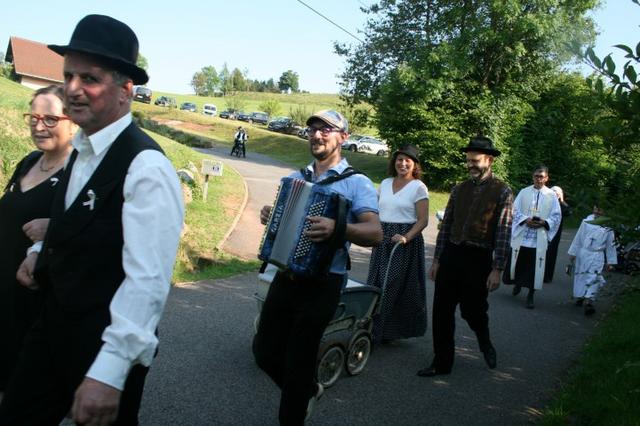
[259, 177, 350, 277]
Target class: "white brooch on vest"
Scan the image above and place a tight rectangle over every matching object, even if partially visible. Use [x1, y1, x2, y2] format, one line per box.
[50, 177, 59, 187]
[83, 189, 97, 211]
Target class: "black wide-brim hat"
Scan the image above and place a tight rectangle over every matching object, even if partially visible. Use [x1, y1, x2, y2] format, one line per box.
[392, 144, 421, 163]
[48, 14, 149, 85]
[460, 135, 501, 157]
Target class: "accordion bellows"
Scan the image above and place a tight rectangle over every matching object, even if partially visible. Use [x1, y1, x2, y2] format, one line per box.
[259, 177, 348, 276]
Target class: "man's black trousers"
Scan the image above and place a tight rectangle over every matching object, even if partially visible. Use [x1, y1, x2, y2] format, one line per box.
[253, 270, 342, 425]
[0, 297, 148, 425]
[432, 242, 492, 372]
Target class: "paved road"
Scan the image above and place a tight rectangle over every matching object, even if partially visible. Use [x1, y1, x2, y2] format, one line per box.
[139, 146, 616, 425]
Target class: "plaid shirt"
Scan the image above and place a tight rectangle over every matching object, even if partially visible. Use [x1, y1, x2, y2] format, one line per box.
[434, 174, 513, 270]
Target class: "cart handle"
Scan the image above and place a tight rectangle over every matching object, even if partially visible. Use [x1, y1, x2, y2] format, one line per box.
[381, 241, 403, 292]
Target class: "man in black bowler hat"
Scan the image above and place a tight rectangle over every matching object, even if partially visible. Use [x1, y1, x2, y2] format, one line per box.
[0, 14, 184, 425]
[417, 135, 513, 377]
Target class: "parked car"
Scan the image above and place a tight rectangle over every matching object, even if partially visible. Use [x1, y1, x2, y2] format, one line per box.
[297, 127, 309, 139]
[219, 109, 238, 119]
[268, 117, 303, 135]
[180, 102, 197, 112]
[154, 96, 176, 108]
[250, 111, 269, 125]
[202, 104, 217, 116]
[267, 117, 293, 131]
[343, 135, 389, 156]
[237, 112, 252, 122]
[133, 86, 152, 104]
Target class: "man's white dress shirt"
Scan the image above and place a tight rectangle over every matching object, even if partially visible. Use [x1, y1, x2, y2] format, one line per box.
[66, 113, 184, 390]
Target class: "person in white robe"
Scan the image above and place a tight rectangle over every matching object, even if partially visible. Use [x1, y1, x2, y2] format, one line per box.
[506, 166, 561, 309]
[568, 206, 617, 316]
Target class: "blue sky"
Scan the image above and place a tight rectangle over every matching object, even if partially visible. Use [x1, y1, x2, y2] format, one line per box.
[2, 0, 639, 94]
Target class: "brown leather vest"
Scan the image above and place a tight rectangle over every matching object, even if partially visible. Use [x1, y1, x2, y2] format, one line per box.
[451, 176, 508, 248]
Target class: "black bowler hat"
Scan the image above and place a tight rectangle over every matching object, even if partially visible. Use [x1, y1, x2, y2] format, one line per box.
[392, 144, 420, 163]
[48, 14, 149, 85]
[460, 135, 501, 157]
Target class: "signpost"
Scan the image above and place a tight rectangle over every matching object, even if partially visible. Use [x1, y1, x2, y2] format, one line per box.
[201, 159, 223, 201]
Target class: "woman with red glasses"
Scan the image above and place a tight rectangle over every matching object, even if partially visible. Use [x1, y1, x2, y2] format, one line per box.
[0, 85, 74, 392]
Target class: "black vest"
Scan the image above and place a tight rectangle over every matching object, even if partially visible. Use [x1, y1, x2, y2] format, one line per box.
[35, 123, 163, 314]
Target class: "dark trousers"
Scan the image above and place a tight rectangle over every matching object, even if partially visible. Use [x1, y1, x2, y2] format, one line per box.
[253, 271, 342, 425]
[231, 141, 245, 157]
[503, 247, 536, 290]
[0, 299, 149, 426]
[432, 243, 492, 371]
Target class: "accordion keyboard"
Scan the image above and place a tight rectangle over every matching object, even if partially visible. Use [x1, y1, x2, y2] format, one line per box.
[294, 200, 328, 258]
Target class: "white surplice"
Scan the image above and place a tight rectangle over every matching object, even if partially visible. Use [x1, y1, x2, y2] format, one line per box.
[568, 214, 617, 300]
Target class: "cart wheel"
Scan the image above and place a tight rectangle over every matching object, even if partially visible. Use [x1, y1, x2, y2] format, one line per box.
[345, 333, 372, 376]
[316, 345, 344, 388]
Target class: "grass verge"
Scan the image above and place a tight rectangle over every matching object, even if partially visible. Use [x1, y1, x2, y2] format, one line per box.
[539, 277, 640, 425]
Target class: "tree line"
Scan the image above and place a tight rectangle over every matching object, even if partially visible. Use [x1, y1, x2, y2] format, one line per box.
[336, 0, 639, 240]
[191, 64, 300, 96]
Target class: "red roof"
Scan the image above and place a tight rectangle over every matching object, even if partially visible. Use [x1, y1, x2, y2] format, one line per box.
[6, 36, 64, 83]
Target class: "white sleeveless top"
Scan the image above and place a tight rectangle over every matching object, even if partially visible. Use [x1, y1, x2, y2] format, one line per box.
[378, 177, 429, 223]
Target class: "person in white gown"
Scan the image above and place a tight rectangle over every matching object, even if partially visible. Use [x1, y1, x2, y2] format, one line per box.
[567, 205, 617, 316]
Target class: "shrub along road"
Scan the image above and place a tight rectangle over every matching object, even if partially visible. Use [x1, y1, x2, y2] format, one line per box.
[138, 146, 618, 425]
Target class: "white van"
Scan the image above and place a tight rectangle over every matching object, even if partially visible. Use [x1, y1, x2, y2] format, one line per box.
[202, 104, 217, 116]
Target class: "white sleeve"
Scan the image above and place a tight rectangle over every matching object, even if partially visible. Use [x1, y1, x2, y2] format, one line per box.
[512, 190, 528, 225]
[414, 181, 429, 202]
[85, 150, 184, 390]
[545, 196, 562, 242]
[568, 220, 586, 257]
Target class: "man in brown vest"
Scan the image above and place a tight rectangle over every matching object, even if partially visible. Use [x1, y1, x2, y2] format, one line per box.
[417, 136, 513, 377]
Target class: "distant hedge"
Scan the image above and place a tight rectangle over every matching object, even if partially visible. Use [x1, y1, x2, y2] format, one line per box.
[133, 111, 213, 148]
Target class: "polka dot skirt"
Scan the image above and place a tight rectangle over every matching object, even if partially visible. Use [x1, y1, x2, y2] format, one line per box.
[366, 222, 427, 342]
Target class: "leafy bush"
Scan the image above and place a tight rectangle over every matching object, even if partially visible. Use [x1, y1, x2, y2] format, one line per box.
[1, 63, 16, 80]
[288, 104, 310, 126]
[224, 94, 247, 112]
[258, 99, 281, 117]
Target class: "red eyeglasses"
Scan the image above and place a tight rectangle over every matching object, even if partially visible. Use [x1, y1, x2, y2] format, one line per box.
[24, 113, 71, 128]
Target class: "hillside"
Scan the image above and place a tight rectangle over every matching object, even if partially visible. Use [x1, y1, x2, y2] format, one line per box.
[0, 78, 35, 188]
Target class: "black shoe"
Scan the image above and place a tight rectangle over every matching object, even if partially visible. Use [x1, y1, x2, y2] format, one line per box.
[526, 292, 535, 309]
[482, 343, 497, 369]
[305, 383, 324, 421]
[584, 302, 596, 316]
[417, 364, 451, 377]
[512, 285, 521, 296]
[575, 298, 584, 307]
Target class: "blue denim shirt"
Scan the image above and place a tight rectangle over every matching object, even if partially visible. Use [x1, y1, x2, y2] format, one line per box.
[290, 158, 379, 274]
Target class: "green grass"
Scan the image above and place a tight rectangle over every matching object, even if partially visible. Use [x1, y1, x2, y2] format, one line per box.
[539, 278, 640, 426]
[0, 78, 34, 186]
[0, 76, 254, 282]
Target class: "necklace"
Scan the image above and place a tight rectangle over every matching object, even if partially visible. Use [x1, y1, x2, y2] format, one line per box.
[39, 157, 58, 173]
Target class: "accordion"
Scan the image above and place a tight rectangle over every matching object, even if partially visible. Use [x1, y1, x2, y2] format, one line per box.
[259, 177, 349, 276]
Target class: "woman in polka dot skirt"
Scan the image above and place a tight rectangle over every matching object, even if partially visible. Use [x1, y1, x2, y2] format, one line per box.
[366, 144, 429, 343]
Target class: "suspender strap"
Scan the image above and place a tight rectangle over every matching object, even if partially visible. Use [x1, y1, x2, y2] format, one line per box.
[299, 166, 365, 185]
